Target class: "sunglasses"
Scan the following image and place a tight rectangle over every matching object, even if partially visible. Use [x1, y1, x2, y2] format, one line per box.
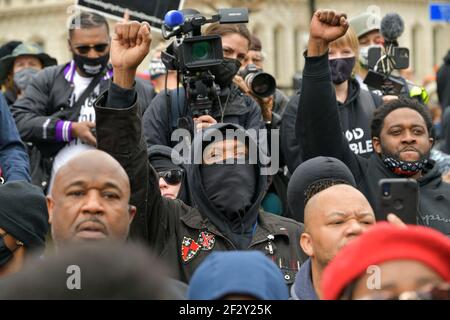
[73, 43, 109, 55]
[158, 170, 183, 185]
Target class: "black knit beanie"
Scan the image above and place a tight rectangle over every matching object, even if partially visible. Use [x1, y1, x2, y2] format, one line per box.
[0, 181, 49, 252]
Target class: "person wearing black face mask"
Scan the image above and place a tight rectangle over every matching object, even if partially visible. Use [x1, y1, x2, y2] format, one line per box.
[11, 11, 155, 193]
[94, 20, 307, 285]
[142, 23, 265, 150]
[281, 26, 383, 183]
[0, 181, 48, 278]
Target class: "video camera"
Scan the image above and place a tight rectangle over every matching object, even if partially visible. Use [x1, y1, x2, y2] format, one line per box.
[364, 13, 410, 95]
[161, 8, 249, 117]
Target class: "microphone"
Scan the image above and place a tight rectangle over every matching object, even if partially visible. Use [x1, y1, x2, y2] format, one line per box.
[380, 13, 405, 42]
[164, 10, 184, 28]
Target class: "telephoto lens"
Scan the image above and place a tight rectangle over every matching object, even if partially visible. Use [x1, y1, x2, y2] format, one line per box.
[239, 64, 276, 98]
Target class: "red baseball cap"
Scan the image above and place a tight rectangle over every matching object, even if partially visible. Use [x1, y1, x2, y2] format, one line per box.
[322, 222, 450, 300]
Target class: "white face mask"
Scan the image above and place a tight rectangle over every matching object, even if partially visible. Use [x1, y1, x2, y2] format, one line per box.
[359, 44, 383, 69]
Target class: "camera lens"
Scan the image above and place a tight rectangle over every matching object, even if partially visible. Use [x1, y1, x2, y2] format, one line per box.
[191, 41, 212, 61]
[250, 73, 276, 98]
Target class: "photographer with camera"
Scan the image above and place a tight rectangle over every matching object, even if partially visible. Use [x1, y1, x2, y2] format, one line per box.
[142, 9, 264, 149]
[93, 18, 307, 284]
[234, 34, 289, 126]
[295, 9, 450, 236]
[349, 11, 383, 92]
[351, 12, 428, 105]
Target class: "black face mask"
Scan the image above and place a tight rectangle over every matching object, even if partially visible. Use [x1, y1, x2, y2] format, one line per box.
[329, 57, 355, 84]
[201, 163, 256, 218]
[210, 58, 241, 88]
[73, 53, 109, 77]
[0, 237, 13, 267]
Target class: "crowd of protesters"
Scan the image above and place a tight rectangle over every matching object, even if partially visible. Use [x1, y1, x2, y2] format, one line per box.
[0, 6, 449, 300]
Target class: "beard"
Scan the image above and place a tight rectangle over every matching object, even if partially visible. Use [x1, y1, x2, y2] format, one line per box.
[380, 143, 429, 163]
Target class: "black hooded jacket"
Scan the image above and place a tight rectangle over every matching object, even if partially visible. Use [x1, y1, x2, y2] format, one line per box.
[281, 77, 380, 173]
[437, 50, 450, 110]
[94, 83, 307, 284]
[296, 52, 450, 236]
[186, 122, 267, 249]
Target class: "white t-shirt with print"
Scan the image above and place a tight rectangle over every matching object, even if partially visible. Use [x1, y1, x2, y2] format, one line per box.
[49, 72, 99, 192]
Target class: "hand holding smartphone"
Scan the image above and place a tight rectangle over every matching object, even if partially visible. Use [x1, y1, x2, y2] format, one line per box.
[377, 178, 419, 225]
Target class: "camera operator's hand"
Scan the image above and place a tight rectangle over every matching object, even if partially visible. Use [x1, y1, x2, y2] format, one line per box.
[194, 115, 217, 132]
[442, 171, 450, 184]
[71, 121, 97, 146]
[111, 21, 152, 89]
[233, 75, 273, 122]
[256, 95, 274, 123]
[233, 75, 250, 95]
[308, 9, 349, 57]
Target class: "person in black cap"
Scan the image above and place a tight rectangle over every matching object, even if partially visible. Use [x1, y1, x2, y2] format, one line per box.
[0, 181, 49, 278]
[148, 145, 190, 204]
[287, 156, 376, 300]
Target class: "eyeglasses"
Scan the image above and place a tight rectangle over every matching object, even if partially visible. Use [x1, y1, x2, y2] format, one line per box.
[73, 43, 109, 55]
[158, 170, 183, 185]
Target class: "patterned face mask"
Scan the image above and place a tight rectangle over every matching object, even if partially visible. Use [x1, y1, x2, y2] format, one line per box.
[382, 155, 428, 177]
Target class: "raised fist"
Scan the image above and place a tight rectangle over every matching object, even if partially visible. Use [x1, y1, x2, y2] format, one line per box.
[111, 21, 152, 71]
[310, 10, 348, 43]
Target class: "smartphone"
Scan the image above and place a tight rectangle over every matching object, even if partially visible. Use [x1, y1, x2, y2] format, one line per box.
[377, 178, 418, 224]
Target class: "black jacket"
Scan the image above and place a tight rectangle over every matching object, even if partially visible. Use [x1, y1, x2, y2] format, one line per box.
[142, 84, 265, 149]
[281, 77, 380, 174]
[95, 84, 307, 284]
[11, 63, 155, 191]
[297, 52, 450, 236]
[437, 50, 450, 110]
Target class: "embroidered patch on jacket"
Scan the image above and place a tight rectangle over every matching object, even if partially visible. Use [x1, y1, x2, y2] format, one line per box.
[181, 237, 200, 263]
[197, 231, 216, 251]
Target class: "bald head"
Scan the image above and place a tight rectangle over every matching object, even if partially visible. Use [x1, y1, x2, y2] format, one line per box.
[304, 184, 374, 231]
[300, 184, 375, 268]
[47, 150, 135, 247]
[52, 150, 130, 198]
